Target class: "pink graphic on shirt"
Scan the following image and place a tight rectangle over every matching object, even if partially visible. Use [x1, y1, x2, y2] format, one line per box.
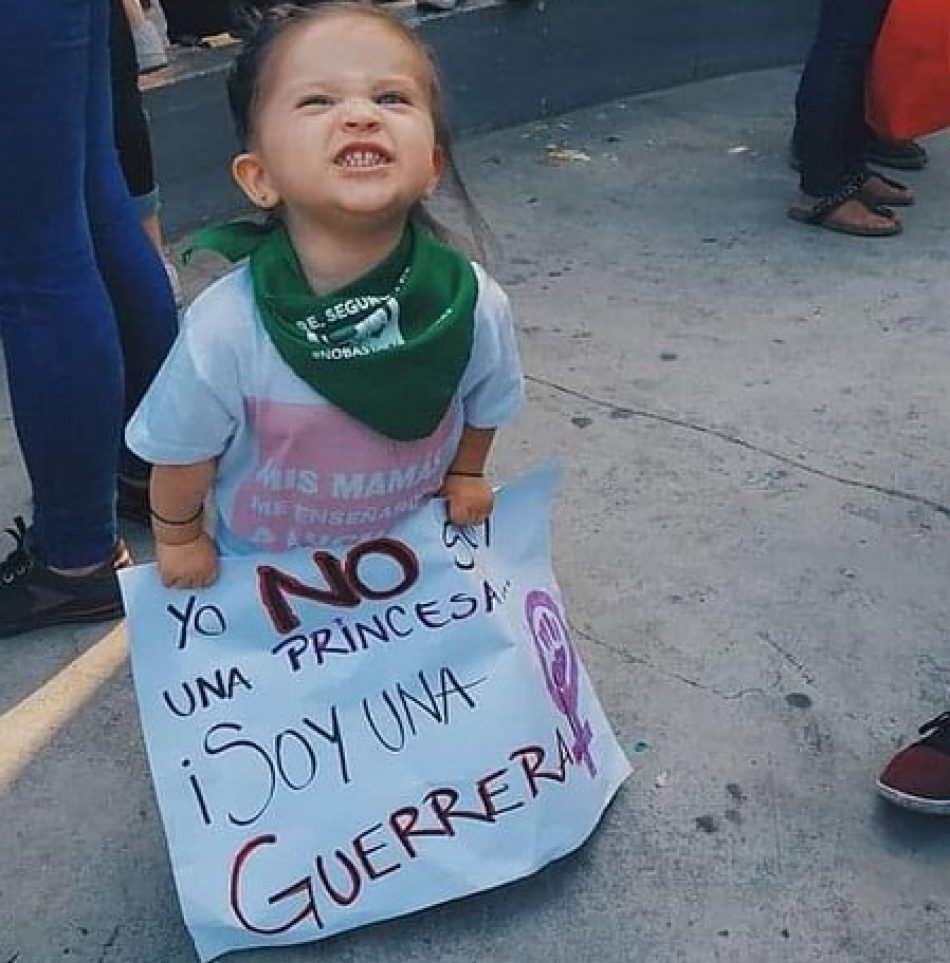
[229, 397, 458, 551]
[526, 589, 597, 777]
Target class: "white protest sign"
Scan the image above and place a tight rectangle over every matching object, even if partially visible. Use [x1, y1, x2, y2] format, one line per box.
[121, 467, 631, 962]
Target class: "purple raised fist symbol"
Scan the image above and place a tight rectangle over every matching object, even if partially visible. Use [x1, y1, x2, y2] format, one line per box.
[525, 589, 596, 777]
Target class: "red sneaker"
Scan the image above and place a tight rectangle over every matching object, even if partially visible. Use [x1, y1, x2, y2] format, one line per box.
[877, 712, 950, 815]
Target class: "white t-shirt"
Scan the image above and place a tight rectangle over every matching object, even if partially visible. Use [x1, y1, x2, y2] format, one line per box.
[126, 262, 524, 555]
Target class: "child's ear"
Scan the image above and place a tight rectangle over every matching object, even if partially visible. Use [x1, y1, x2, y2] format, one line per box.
[422, 144, 446, 200]
[232, 152, 280, 210]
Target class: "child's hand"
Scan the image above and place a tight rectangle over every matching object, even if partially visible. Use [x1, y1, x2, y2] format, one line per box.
[440, 474, 494, 527]
[155, 532, 219, 589]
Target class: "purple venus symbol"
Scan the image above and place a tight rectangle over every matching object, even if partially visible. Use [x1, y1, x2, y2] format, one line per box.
[525, 589, 597, 777]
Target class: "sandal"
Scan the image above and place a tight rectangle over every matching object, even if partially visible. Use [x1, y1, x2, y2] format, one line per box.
[788, 182, 902, 237]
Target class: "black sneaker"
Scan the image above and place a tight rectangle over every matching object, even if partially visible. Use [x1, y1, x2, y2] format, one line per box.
[864, 137, 929, 171]
[0, 517, 132, 639]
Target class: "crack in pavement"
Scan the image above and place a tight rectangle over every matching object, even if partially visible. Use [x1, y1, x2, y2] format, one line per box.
[570, 622, 772, 701]
[527, 374, 950, 521]
[756, 631, 816, 686]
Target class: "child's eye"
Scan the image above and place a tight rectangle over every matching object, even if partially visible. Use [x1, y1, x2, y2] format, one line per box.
[298, 94, 333, 108]
[375, 91, 410, 106]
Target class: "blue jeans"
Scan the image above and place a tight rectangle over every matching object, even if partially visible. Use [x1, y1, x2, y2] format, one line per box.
[0, 0, 177, 568]
[793, 0, 891, 197]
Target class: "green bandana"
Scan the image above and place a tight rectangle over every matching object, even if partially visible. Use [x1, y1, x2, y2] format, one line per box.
[187, 220, 476, 441]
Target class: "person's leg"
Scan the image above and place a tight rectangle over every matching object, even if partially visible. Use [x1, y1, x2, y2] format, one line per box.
[120, 0, 168, 72]
[109, 0, 170, 261]
[789, 0, 908, 234]
[109, 0, 183, 313]
[793, 0, 891, 197]
[0, 0, 176, 635]
[0, 0, 126, 570]
[91, 0, 178, 482]
[103, 0, 178, 525]
[110, 0, 158, 209]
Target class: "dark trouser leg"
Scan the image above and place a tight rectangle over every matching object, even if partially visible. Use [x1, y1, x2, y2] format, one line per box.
[91, 0, 178, 483]
[793, 0, 891, 197]
[109, 0, 156, 201]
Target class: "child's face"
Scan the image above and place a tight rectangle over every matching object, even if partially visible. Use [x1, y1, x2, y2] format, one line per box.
[235, 15, 444, 230]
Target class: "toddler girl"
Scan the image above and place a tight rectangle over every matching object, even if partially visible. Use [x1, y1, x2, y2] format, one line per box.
[126, 1, 524, 588]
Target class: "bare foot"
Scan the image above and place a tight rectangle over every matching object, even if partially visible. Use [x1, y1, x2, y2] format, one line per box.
[860, 175, 914, 207]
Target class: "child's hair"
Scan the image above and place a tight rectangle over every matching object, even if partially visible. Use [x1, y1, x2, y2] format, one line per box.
[227, 1, 487, 257]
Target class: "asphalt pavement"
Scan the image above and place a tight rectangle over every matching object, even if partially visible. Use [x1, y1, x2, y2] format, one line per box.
[3, 66, 950, 963]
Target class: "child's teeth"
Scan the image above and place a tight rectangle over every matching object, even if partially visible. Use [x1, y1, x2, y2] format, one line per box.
[342, 150, 384, 167]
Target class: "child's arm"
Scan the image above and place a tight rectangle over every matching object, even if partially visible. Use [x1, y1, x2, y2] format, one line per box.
[150, 460, 219, 588]
[440, 425, 497, 526]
